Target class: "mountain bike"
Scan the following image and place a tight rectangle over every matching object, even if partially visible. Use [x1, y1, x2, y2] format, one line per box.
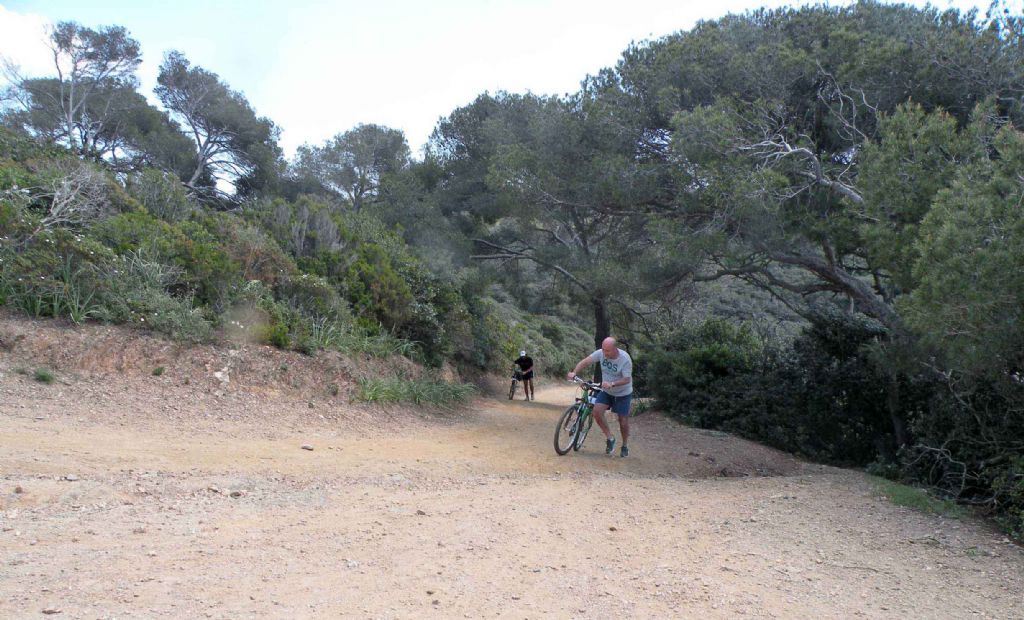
[554, 376, 601, 455]
[508, 368, 523, 400]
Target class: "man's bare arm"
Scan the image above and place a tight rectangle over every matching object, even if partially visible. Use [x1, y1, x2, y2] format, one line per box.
[566, 355, 595, 380]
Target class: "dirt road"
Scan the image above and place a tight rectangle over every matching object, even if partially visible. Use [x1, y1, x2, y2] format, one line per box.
[2, 372, 1022, 619]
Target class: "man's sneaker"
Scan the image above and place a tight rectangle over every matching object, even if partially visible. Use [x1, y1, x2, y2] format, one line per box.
[605, 437, 616, 455]
[620, 445, 629, 458]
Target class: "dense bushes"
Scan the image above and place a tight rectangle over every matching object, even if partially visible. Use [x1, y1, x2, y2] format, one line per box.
[904, 379, 1024, 539]
[0, 133, 583, 374]
[647, 314, 1024, 538]
[647, 315, 924, 466]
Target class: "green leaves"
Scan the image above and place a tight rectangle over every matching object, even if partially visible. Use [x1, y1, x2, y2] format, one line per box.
[903, 124, 1024, 377]
[859, 104, 974, 290]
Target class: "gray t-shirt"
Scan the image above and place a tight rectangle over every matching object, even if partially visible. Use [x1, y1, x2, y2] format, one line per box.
[590, 348, 633, 396]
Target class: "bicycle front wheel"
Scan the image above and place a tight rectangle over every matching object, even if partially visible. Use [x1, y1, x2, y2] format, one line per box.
[554, 403, 582, 455]
[508, 380, 516, 400]
[573, 408, 593, 451]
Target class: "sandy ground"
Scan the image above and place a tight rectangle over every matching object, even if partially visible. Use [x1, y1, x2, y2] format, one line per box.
[1, 360, 1023, 618]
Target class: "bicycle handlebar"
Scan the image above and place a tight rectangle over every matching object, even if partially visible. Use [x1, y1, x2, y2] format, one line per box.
[570, 375, 601, 391]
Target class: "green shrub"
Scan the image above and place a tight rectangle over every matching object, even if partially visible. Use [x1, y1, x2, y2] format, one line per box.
[262, 322, 291, 349]
[126, 168, 194, 222]
[391, 265, 472, 366]
[33, 367, 54, 384]
[274, 273, 350, 322]
[93, 212, 241, 311]
[203, 212, 296, 287]
[0, 197, 19, 236]
[647, 319, 762, 407]
[344, 243, 415, 330]
[0, 229, 111, 322]
[91, 252, 213, 343]
[152, 366, 165, 376]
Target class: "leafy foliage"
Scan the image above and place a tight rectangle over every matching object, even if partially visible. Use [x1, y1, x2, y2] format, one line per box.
[647, 315, 915, 466]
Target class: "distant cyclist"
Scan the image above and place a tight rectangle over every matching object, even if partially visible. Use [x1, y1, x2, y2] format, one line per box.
[567, 337, 633, 457]
[514, 350, 535, 401]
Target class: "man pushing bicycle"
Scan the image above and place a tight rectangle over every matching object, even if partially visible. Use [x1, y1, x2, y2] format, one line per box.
[567, 336, 633, 457]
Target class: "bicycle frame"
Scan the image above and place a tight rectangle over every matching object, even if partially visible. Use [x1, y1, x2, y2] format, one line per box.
[552, 376, 601, 454]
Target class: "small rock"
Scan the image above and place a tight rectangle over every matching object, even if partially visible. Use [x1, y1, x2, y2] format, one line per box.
[609, 526, 617, 532]
[42, 609, 61, 615]
[301, 444, 314, 451]
[511, 595, 521, 600]
[426, 590, 435, 595]
[63, 474, 79, 482]
[432, 600, 440, 605]
[229, 490, 245, 498]
[416, 509, 427, 516]
[132, 527, 147, 534]
[13, 485, 23, 494]
[207, 486, 221, 494]
[308, 402, 315, 409]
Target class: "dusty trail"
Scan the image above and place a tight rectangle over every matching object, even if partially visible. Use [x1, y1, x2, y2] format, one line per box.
[1, 374, 1022, 619]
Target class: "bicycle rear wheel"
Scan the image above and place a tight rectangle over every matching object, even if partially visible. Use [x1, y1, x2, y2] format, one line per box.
[508, 380, 516, 400]
[573, 409, 593, 451]
[554, 403, 582, 455]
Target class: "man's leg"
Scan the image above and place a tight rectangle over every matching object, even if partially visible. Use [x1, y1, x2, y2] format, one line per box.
[527, 378, 535, 400]
[592, 403, 612, 439]
[523, 377, 530, 400]
[611, 394, 632, 457]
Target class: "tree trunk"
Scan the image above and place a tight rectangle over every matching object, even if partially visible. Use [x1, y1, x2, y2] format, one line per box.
[592, 296, 610, 383]
[887, 373, 910, 449]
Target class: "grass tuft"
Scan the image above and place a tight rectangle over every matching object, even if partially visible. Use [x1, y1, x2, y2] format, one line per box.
[33, 367, 55, 384]
[356, 378, 475, 407]
[871, 476, 966, 518]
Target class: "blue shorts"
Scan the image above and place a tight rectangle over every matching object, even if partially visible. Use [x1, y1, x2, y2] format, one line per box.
[594, 391, 632, 416]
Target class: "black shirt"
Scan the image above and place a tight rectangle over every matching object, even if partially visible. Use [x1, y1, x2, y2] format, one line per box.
[514, 356, 533, 373]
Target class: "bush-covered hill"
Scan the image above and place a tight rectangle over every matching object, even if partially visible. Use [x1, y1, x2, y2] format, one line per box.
[0, 128, 586, 383]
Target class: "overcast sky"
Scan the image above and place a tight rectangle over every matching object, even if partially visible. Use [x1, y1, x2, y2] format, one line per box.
[0, 0, 995, 158]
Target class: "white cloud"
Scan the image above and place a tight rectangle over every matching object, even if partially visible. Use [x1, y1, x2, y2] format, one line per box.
[0, 4, 54, 83]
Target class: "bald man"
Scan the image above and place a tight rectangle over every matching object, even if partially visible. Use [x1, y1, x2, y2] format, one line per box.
[567, 337, 634, 457]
